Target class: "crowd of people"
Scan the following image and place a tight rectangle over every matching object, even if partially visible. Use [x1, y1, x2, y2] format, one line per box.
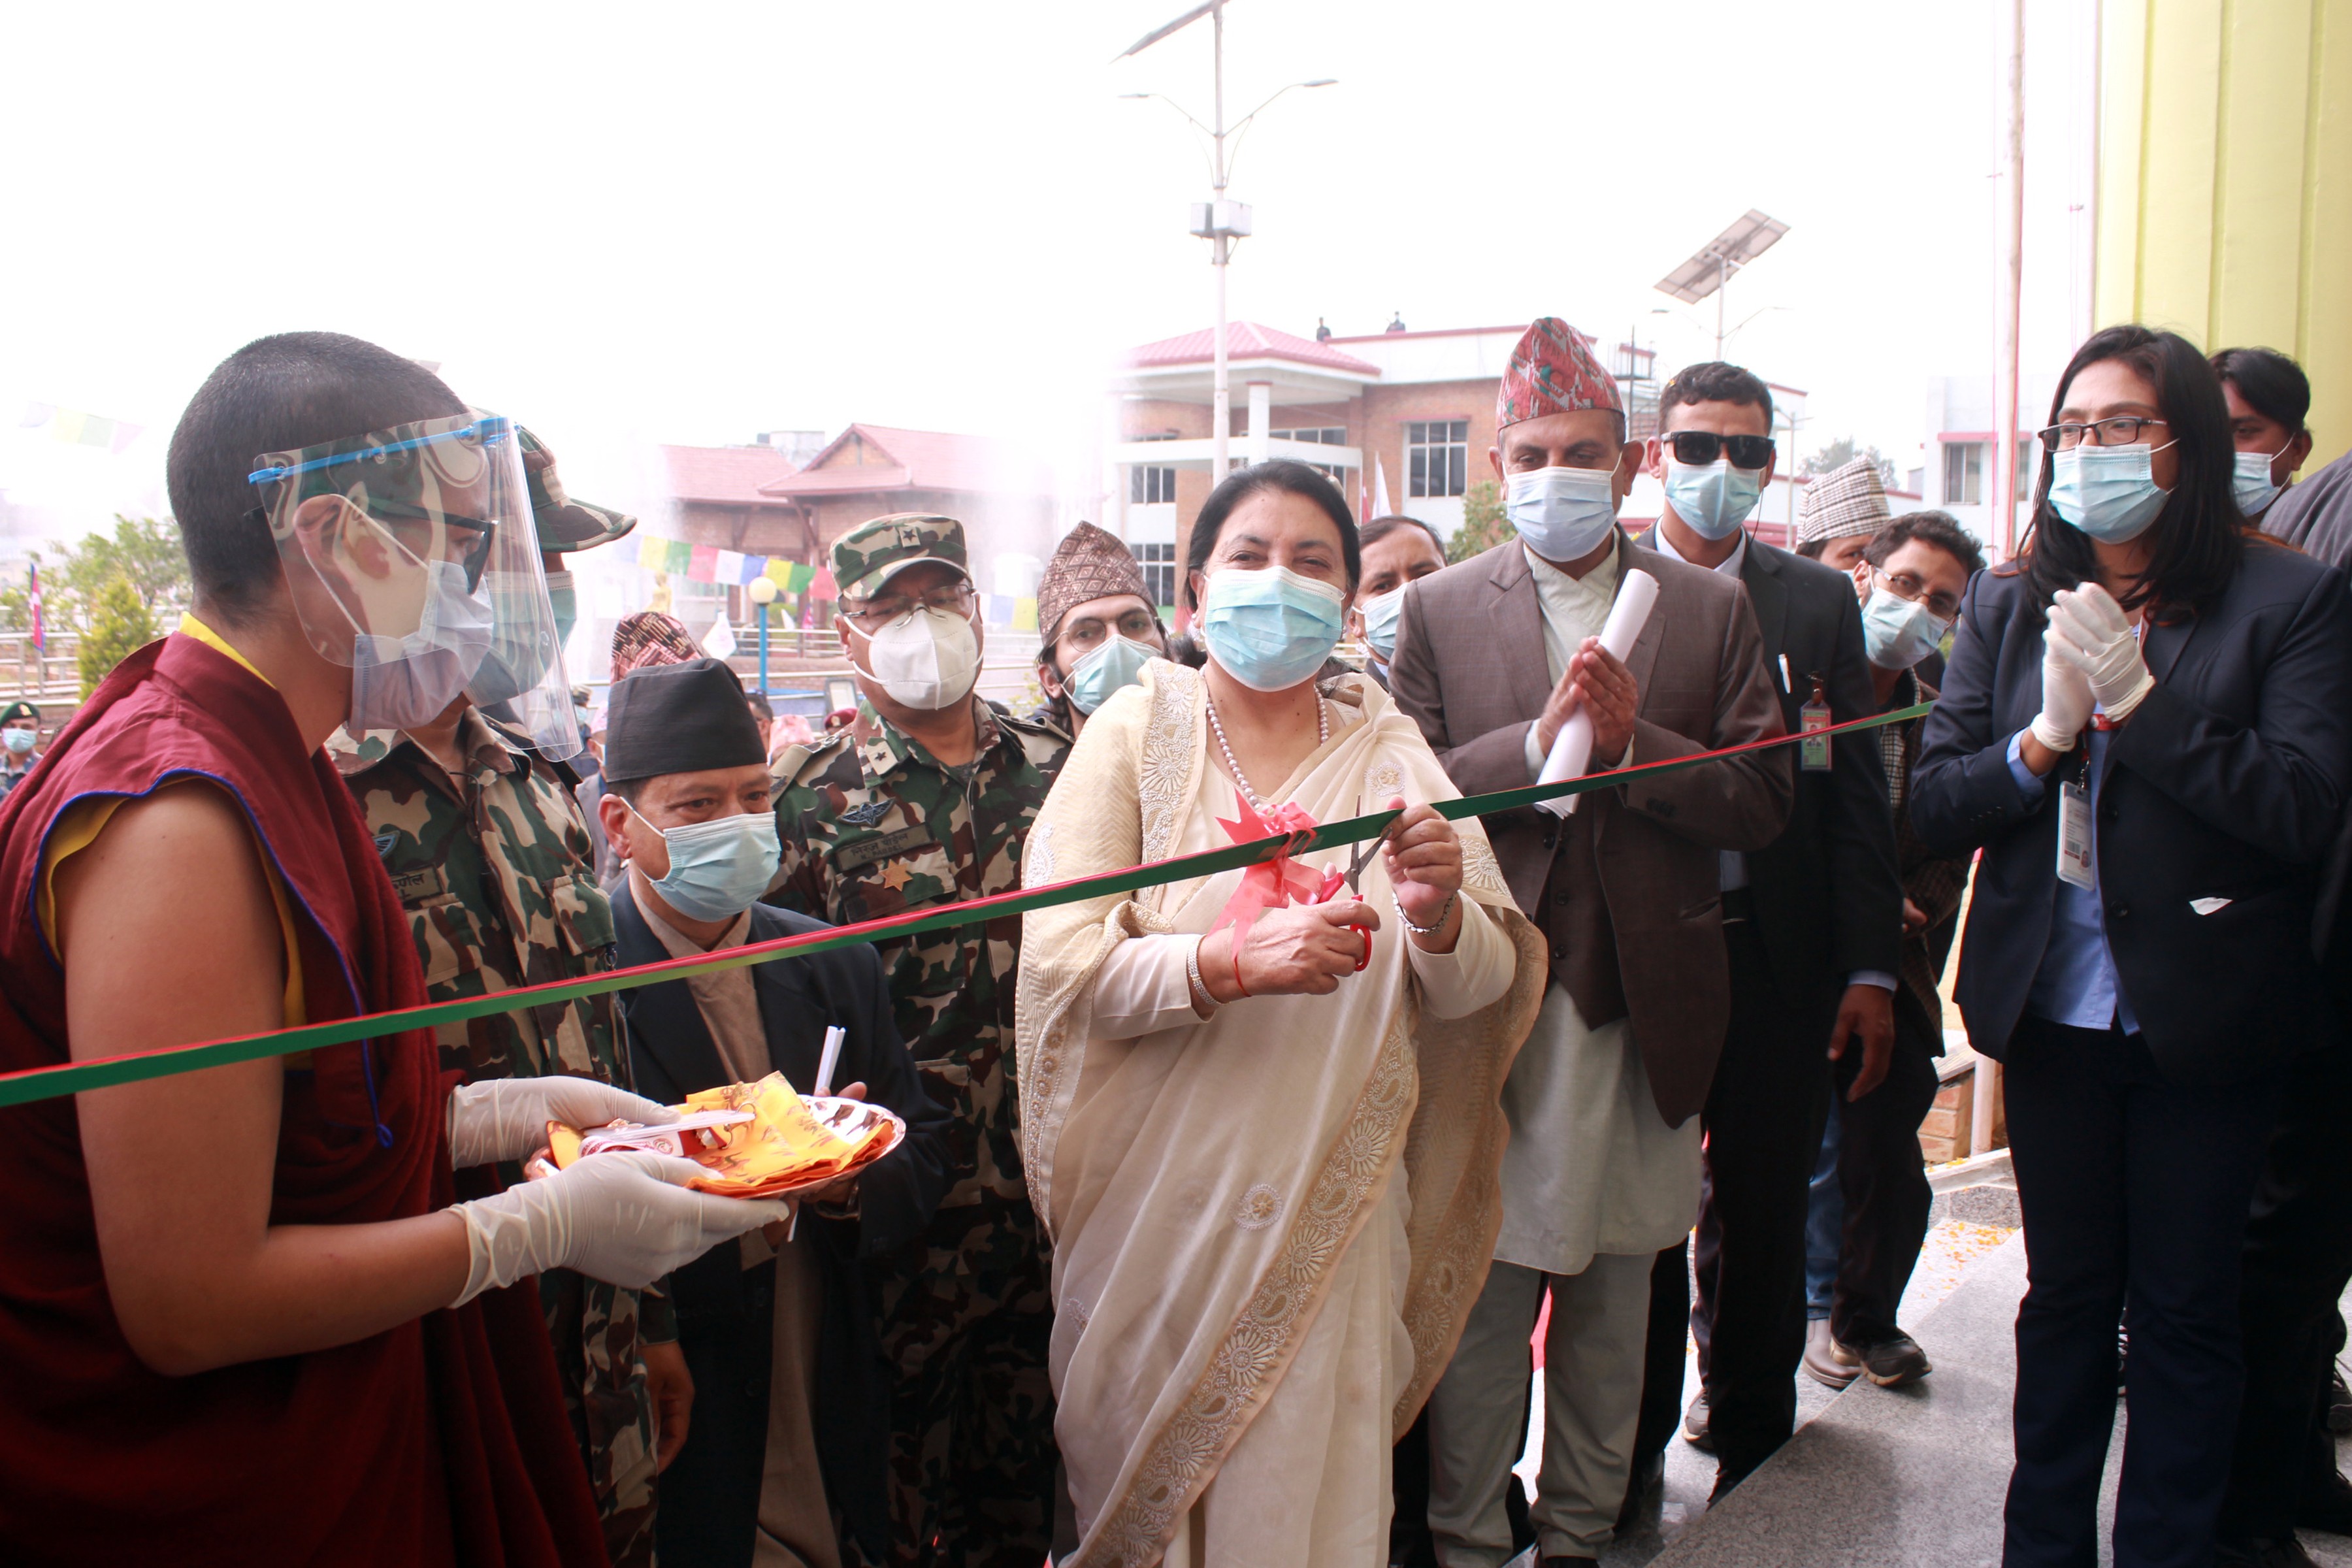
[0, 315, 2348, 1568]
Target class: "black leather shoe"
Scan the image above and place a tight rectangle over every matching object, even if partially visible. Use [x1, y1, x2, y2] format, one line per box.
[2298, 1465, 2352, 1536]
[2213, 1536, 2320, 1567]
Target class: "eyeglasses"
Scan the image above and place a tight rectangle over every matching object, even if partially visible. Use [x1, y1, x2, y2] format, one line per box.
[1060, 607, 1159, 651]
[1661, 431, 1776, 470]
[1873, 566, 1961, 623]
[2038, 416, 2170, 451]
[239, 503, 498, 591]
[843, 582, 975, 630]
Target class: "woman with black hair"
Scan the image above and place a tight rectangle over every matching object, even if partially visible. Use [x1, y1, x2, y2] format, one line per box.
[2212, 346, 2316, 518]
[1015, 460, 1546, 1565]
[1911, 325, 2352, 1568]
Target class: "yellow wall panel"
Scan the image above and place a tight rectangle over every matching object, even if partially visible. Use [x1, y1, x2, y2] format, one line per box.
[2099, 0, 2352, 455]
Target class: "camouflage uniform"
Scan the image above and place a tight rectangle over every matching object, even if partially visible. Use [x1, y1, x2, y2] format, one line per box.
[333, 708, 670, 1568]
[768, 512, 1071, 1568]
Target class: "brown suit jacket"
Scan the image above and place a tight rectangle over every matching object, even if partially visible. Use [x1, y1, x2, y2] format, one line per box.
[1388, 532, 1793, 1125]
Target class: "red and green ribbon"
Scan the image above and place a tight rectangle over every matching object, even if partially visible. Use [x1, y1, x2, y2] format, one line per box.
[0, 702, 1931, 1111]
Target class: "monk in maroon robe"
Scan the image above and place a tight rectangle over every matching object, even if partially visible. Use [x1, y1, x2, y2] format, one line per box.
[0, 333, 785, 1566]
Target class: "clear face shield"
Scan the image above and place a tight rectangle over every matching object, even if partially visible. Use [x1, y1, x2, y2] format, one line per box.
[248, 413, 580, 759]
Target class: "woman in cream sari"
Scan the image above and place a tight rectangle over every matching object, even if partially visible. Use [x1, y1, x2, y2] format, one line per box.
[1017, 462, 1546, 1567]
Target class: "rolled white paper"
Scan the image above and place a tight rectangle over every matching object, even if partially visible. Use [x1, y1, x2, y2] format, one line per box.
[1535, 568, 1659, 819]
[813, 1025, 847, 1098]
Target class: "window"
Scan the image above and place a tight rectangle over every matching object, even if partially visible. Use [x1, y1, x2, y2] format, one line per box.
[1131, 542, 1176, 610]
[1271, 427, 1349, 481]
[1942, 442, 1984, 506]
[1130, 465, 1177, 505]
[1408, 419, 1469, 498]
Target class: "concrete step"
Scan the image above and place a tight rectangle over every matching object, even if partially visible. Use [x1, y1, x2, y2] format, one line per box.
[1635, 1230, 2352, 1567]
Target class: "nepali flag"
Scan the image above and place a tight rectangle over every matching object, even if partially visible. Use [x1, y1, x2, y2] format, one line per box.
[27, 561, 42, 653]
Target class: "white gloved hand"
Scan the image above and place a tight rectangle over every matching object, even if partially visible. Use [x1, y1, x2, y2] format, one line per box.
[2048, 583, 2156, 721]
[449, 1149, 792, 1305]
[446, 1076, 679, 1170]
[2029, 623, 2097, 754]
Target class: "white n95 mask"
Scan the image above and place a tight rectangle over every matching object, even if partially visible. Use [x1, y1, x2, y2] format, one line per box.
[856, 606, 981, 710]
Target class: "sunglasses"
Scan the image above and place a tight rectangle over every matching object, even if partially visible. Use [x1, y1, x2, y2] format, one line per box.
[1661, 431, 1776, 470]
[242, 503, 499, 592]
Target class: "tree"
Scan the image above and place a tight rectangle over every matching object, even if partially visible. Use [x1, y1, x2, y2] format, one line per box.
[77, 574, 157, 696]
[51, 515, 189, 623]
[1447, 480, 1509, 563]
[1801, 437, 1897, 490]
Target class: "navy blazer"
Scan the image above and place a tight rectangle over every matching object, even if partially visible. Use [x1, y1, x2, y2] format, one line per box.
[1637, 532, 1904, 1000]
[1910, 544, 2352, 1083]
[612, 885, 952, 1568]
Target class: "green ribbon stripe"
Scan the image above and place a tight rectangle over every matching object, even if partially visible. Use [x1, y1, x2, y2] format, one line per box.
[0, 702, 1931, 1111]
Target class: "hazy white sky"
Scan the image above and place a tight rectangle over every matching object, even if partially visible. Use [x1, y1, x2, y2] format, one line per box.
[0, 0, 2099, 545]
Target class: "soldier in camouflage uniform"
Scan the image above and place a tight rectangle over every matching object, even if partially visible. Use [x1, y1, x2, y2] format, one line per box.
[769, 514, 1070, 1568]
[334, 432, 681, 1568]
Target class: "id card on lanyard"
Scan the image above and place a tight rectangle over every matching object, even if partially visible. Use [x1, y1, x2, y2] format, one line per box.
[1799, 673, 1833, 772]
[2056, 743, 2095, 889]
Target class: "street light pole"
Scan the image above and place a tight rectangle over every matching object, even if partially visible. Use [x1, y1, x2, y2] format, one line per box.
[1211, 1, 1228, 479]
[1117, 3, 1331, 483]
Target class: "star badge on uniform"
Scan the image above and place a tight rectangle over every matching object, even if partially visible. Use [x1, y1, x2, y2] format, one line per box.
[879, 860, 913, 890]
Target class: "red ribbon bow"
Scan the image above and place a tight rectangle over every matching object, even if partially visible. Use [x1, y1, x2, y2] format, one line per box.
[1208, 798, 1348, 943]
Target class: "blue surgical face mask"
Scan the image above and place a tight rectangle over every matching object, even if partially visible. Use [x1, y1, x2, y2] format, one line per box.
[629, 804, 782, 922]
[1198, 564, 1346, 693]
[545, 568, 578, 647]
[1065, 632, 1156, 715]
[3, 727, 33, 756]
[1360, 585, 1407, 662]
[2050, 441, 2174, 544]
[2233, 449, 2286, 515]
[1505, 465, 1619, 562]
[1663, 457, 1765, 541]
[1859, 585, 1951, 672]
[347, 557, 495, 732]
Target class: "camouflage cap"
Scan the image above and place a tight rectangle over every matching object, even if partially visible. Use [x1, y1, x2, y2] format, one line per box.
[0, 700, 37, 726]
[519, 426, 636, 552]
[830, 512, 969, 600]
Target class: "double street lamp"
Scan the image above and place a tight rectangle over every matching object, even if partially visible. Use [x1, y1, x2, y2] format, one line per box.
[1117, 1, 1333, 476]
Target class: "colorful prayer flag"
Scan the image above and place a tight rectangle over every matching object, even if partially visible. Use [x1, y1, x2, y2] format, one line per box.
[715, 549, 747, 587]
[18, 402, 142, 453]
[701, 615, 738, 660]
[810, 566, 837, 599]
[687, 545, 720, 583]
[785, 561, 815, 593]
[982, 593, 1015, 627]
[1012, 596, 1038, 631]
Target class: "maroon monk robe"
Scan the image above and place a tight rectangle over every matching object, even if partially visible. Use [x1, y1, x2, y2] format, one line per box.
[0, 632, 607, 1568]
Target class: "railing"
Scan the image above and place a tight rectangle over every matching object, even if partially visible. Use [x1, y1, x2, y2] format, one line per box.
[0, 632, 83, 704]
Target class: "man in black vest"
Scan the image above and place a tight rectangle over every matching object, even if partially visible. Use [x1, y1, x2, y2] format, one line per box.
[596, 657, 953, 1568]
[1625, 363, 1904, 1505]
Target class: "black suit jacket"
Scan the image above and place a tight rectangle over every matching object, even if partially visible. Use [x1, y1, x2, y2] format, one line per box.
[613, 885, 952, 1568]
[1638, 532, 1904, 1005]
[1910, 546, 2352, 1082]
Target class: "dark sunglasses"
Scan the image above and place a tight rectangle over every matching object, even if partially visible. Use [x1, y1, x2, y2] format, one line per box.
[1661, 431, 1776, 470]
[244, 504, 498, 593]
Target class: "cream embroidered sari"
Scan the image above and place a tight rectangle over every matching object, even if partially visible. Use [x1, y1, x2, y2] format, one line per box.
[1016, 660, 1545, 1567]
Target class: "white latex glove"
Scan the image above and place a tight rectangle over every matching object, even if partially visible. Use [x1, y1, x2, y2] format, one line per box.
[449, 1149, 792, 1305]
[2030, 625, 2097, 754]
[2048, 583, 2155, 721]
[447, 1076, 679, 1170]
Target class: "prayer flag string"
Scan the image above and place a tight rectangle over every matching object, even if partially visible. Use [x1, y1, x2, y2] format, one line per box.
[0, 702, 1932, 1110]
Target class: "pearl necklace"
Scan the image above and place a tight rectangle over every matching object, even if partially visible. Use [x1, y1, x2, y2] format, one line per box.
[1205, 692, 1326, 813]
